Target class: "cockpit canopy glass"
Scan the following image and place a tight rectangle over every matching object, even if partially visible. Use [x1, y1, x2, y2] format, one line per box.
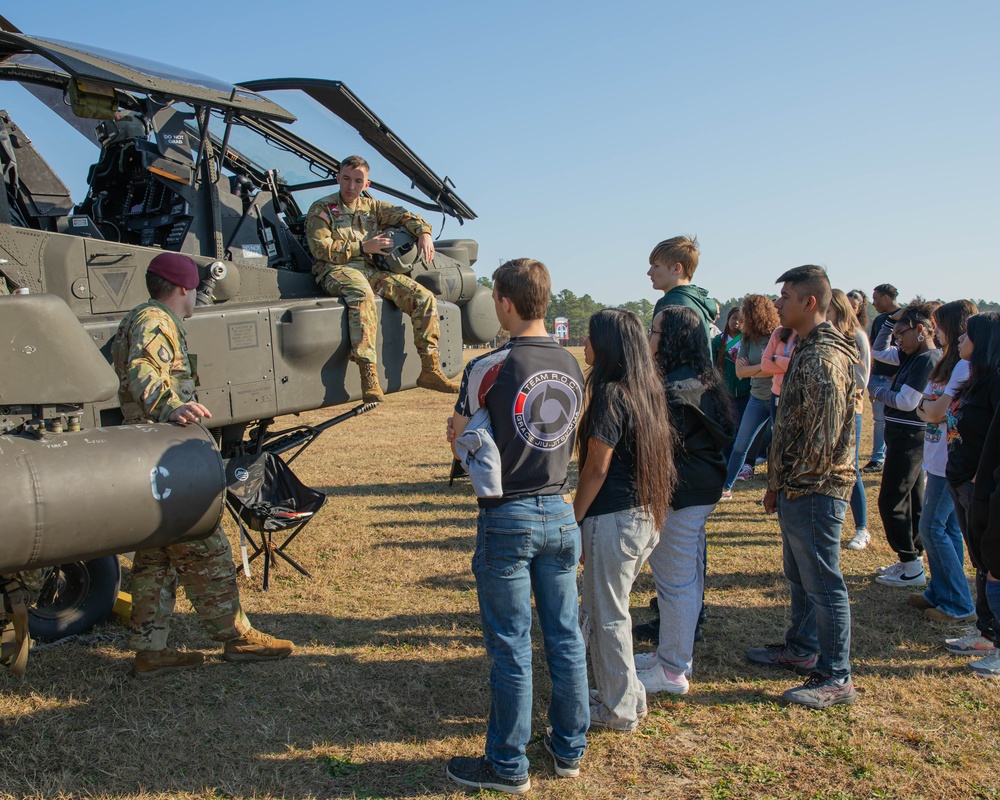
[34, 36, 239, 95]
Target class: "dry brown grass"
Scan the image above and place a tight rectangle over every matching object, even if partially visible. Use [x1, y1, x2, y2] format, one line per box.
[2, 347, 1000, 799]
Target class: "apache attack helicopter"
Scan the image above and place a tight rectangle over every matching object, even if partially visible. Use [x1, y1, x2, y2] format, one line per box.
[0, 17, 498, 671]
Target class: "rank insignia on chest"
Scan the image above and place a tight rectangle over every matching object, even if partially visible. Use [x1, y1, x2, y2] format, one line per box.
[158, 345, 171, 363]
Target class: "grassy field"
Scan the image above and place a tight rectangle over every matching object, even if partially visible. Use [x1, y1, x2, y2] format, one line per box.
[2, 348, 999, 800]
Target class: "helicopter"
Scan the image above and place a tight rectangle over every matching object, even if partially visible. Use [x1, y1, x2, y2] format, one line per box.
[0, 17, 498, 670]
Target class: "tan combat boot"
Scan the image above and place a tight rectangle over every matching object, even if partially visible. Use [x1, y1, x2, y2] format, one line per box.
[133, 648, 205, 677]
[417, 352, 460, 393]
[358, 362, 384, 404]
[223, 628, 294, 662]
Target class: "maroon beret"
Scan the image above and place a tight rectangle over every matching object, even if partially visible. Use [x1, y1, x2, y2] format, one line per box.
[147, 252, 200, 290]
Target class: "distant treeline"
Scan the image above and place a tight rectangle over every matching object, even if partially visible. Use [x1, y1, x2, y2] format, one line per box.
[475, 278, 999, 344]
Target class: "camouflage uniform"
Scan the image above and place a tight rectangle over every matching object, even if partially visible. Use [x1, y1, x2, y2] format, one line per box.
[305, 192, 441, 365]
[112, 300, 251, 652]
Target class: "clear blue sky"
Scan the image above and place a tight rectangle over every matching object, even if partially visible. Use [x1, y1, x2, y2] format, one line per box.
[8, 1, 999, 305]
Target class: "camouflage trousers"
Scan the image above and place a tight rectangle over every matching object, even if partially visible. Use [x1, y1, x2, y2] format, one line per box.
[129, 526, 251, 652]
[318, 263, 440, 365]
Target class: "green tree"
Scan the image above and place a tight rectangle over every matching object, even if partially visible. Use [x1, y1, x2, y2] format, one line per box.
[477, 276, 493, 290]
[617, 298, 655, 331]
[546, 289, 605, 343]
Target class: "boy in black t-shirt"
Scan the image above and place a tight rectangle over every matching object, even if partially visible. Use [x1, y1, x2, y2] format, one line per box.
[446, 259, 588, 794]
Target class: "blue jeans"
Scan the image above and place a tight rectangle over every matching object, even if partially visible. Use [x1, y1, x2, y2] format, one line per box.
[472, 496, 589, 778]
[724, 395, 771, 490]
[868, 374, 892, 463]
[648, 504, 714, 678]
[920, 474, 974, 619]
[777, 491, 852, 679]
[848, 414, 867, 530]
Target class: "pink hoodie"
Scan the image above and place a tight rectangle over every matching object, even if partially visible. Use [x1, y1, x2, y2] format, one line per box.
[760, 327, 797, 396]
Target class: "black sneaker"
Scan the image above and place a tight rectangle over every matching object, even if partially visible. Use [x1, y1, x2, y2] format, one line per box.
[862, 460, 884, 473]
[446, 756, 530, 795]
[543, 730, 581, 778]
[632, 618, 660, 644]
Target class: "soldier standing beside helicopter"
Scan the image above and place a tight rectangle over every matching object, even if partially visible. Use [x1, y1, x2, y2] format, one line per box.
[305, 155, 459, 404]
[112, 252, 295, 677]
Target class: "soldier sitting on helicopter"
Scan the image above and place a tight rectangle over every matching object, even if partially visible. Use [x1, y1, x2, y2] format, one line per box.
[304, 155, 459, 404]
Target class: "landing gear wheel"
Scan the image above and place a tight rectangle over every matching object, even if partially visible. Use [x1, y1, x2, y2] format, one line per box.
[27, 556, 121, 641]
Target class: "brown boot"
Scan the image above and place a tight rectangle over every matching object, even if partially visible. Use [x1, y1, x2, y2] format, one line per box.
[133, 648, 205, 677]
[358, 362, 384, 404]
[223, 628, 294, 662]
[417, 353, 460, 393]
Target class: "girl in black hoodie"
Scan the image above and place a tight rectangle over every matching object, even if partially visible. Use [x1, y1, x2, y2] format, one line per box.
[634, 307, 735, 697]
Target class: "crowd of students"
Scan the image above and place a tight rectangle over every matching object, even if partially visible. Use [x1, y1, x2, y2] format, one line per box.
[444, 246, 1000, 792]
[642, 251, 1000, 689]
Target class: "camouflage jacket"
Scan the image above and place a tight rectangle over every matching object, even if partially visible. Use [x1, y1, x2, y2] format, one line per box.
[111, 299, 198, 424]
[304, 191, 432, 279]
[767, 321, 857, 501]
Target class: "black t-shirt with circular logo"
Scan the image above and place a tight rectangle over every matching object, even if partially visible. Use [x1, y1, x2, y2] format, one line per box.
[456, 337, 584, 508]
[582, 383, 640, 519]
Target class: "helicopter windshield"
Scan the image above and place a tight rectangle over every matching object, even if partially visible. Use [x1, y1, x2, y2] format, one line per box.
[240, 79, 475, 221]
[230, 89, 412, 209]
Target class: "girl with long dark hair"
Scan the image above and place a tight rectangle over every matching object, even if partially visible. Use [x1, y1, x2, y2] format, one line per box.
[871, 302, 941, 586]
[634, 307, 735, 697]
[911, 300, 978, 623]
[574, 309, 676, 731]
[721, 295, 780, 498]
[827, 289, 871, 550]
[943, 312, 1000, 668]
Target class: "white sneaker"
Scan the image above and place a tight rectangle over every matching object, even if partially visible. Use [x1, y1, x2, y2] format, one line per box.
[945, 630, 996, 655]
[846, 529, 870, 551]
[969, 649, 1000, 676]
[875, 561, 905, 577]
[875, 562, 926, 588]
[635, 663, 689, 695]
[633, 652, 658, 669]
[736, 464, 754, 482]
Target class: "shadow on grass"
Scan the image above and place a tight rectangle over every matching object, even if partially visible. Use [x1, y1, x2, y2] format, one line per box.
[371, 519, 476, 534]
[417, 572, 477, 593]
[282, 610, 484, 648]
[0, 612, 581, 798]
[317, 480, 462, 499]
[372, 532, 474, 550]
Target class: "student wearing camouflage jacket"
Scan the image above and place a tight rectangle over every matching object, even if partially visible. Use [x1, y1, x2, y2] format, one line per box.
[305, 154, 458, 403]
[746, 265, 858, 709]
[112, 252, 294, 676]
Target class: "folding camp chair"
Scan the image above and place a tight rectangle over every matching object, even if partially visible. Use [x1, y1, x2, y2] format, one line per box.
[225, 452, 326, 590]
[222, 401, 378, 590]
